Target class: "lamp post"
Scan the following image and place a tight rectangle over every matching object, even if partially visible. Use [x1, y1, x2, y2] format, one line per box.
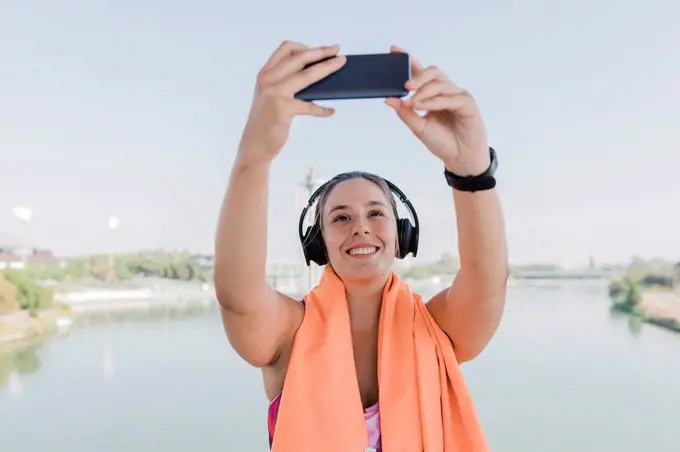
[108, 216, 120, 283]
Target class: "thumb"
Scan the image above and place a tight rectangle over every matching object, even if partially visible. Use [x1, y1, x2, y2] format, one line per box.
[385, 98, 426, 137]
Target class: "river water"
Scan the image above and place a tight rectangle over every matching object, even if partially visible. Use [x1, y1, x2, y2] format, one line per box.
[1, 281, 679, 451]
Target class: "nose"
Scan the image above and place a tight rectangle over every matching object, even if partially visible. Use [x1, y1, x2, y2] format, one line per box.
[352, 219, 370, 236]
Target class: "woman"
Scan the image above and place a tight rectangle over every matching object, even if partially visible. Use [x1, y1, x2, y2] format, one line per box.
[214, 41, 509, 452]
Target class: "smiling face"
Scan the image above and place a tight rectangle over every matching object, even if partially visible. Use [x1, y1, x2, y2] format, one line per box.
[318, 174, 399, 284]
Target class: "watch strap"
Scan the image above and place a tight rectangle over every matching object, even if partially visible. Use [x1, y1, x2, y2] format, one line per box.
[444, 147, 497, 192]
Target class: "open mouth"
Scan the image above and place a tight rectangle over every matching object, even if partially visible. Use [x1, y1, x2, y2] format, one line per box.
[346, 246, 379, 256]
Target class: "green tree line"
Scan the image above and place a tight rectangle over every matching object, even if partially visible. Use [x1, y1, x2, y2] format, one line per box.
[27, 250, 213, 284]
[0, 250, 212, 315]
[0, 269, 54, 315]
[396, 252, 460, 280]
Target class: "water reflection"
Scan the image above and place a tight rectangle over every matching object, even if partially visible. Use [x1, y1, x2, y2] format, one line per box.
[102, 349, 116, 383]
[627, 314, 645, 336]
[608, 304, 645, 337]
[1, 292, 669, 395]
[0, 342, 43, 395]
[0, 302, 219, 391]
[74, 301, 218, 326]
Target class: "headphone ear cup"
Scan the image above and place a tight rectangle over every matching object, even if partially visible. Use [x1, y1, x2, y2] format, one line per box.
[409, 219, 419, 258]
[396, 218, 412, 259]
[302, 224, 327, 266]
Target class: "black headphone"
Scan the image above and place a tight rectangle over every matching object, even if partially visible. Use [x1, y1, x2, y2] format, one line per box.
[298, 175, 420, 267]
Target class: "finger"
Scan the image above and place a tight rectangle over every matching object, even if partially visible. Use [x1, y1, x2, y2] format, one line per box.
[409, 93, 476, 116]
[390, 44, 408, 55]
[391, 45, 425, 76]
[265, 41, 308, 70]
[274, 45, 340, 81]
[385, 98, 427, 137]
[406, 66, 449, 91]
[290, 99, 335, 117]
[284, 54, 347, 94]
[406, 81, 461, 106]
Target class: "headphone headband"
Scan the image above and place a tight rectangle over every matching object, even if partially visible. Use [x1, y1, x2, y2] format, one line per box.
[298, 174, 420, 266]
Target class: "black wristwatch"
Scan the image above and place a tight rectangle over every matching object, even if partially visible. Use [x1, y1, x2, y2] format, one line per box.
[444, 147, 498, 192]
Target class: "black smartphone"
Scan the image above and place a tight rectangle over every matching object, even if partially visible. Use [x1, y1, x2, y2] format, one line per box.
[294, 52, 411, 101]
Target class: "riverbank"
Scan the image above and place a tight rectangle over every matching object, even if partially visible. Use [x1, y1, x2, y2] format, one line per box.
[0, 308, 72, 344]
[637, 290, 680, 332]
[1, 280, 215, 344]
[612, 289, 680, 333]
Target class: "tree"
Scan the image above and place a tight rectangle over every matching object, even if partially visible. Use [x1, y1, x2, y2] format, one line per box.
[609, 277, 642, 313]
[0, 269, 53, 314]
[0, 276, 20, 314]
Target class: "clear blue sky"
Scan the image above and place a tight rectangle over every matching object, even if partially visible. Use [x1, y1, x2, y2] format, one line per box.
[1, 0, 678, 266]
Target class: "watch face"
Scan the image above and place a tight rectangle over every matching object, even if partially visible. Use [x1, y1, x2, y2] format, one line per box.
[488, 147, 498, 175]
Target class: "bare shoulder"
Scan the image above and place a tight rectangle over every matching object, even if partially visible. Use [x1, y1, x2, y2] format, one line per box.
[425, 278, 506, 363]
[219, 288, 304, 369]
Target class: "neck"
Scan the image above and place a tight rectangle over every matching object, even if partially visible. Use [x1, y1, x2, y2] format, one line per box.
[344, 273, 390, 331]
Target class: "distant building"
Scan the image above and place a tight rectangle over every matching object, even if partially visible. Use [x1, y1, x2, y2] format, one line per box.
[0, 235, 54, 270]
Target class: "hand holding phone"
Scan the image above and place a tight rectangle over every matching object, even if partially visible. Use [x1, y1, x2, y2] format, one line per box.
[294, 52, 411, 101]
[238, 42, 347, 166]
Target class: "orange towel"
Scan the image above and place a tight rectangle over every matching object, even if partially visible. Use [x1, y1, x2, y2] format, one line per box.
[271, 266, 489, 452]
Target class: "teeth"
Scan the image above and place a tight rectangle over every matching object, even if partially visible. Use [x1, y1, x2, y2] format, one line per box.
[349, 247, 377, 255]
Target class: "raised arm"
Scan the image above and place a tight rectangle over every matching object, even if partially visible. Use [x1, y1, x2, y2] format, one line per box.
[427, 185, 508, 363]
[215, 159, 299, 368]
[214, 41, 346, 367]
[384, 46, 509, 363]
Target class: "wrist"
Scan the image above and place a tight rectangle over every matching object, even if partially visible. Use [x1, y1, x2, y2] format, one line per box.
[232, 152, 273, 174]
[443, 147, 498, 192]
[234, 142, 276, 170]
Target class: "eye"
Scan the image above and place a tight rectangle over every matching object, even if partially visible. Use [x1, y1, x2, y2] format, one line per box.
[369, 209, 385, 217]
[332, 214, 349, 222]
